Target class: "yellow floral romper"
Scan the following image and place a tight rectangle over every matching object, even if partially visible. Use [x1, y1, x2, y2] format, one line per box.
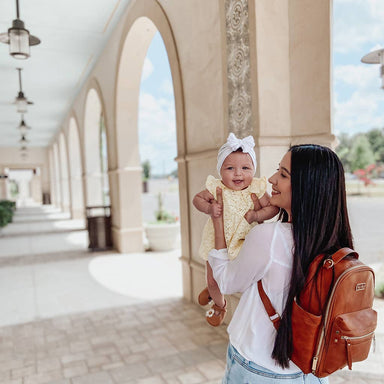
[199, 175, 267, 261]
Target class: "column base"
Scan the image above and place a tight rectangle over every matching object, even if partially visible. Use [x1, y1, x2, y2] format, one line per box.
[71, 208, 85, 220]
[112, 226, 144, 253]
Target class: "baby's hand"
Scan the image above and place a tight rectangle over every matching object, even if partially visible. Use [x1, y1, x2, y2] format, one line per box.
[244, 193, 262, 224]
[244, 210, 258, 224]
[209, 201, 222, 218]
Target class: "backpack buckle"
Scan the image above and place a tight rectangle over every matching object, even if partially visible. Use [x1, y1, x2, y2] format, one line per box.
[323, 259, 334, 269]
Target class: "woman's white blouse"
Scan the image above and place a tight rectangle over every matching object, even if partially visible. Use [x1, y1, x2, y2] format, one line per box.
[208, 221, 301, 374]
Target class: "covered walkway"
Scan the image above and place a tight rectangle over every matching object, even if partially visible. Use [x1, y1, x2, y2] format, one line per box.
[0, 204, 382, 384]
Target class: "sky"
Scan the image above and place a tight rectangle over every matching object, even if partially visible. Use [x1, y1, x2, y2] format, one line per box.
[138, 33, 176, 176]
[139, 0, 384, 175]
[333, 0, 384, 135]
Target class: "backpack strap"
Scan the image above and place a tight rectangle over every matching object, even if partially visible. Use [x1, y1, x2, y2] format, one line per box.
[257, 280, 280, 330]
[324, 248, 358, 269]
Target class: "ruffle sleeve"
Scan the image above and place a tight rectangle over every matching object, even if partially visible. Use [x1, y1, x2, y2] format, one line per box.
[205, 175, 221, 197]
[249, 177, 267, 198]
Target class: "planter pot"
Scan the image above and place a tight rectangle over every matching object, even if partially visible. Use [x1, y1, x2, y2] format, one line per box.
[144, 222, 180, 251]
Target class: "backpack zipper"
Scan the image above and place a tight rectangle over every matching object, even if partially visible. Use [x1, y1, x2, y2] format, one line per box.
[341, 331, 375, 341]
[311, 265, 373, 374]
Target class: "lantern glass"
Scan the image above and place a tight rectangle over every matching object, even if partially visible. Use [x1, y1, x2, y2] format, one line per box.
[19, 125, 28, 135]
[16, 98, 28, 113]
[9, 27, 30, 59]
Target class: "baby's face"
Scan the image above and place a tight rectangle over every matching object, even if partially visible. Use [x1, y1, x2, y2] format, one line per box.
[220, 152, 254, 191]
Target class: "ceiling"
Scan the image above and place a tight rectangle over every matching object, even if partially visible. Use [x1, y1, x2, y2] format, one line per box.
[0, 0, 132, 148]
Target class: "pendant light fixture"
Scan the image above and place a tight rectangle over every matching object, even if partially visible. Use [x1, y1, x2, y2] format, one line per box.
[19, 134, 29, 144]
[0, 0, 41, 59]
[17, 114, 31, 135]
[13, 68, 33, 113]
[20, 145, 28, 159]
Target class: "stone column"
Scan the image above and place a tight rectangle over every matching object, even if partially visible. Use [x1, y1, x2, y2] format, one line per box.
[109, 167, 143, 253]
[84, 171, 104, 207]
[30, 170, 42, 203]
[70, 174, 85, 219]
[0, 167, 9, 200]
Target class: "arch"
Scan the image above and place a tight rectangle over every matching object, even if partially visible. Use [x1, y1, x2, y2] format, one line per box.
[58, 132, 71, 212]
[83, 87, 108, 207]
[48, 148, 56, 206]
[52, 142, 62, 209]
[68, 116, 85, 219]
[113, 0, 187, 258]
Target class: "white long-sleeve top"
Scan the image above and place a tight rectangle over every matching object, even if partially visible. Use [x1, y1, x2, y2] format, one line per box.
[208, 221, 301, 374]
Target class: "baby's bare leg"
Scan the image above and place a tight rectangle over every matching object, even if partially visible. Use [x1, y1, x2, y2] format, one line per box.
[206, 261, 225, 308]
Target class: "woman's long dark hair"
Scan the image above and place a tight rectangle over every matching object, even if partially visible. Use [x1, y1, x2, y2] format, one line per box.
[272, 144, 354, 368]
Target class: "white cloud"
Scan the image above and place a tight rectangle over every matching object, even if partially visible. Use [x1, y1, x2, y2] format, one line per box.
[333, 0, 384, 53]
[334, 64, 379, 90]
[160, 79, 174, 96]
[138, 92, 177, 175]
[141, 58, 154, 82]
[334, 91, 384, 134]
[333, 1, 384, 135]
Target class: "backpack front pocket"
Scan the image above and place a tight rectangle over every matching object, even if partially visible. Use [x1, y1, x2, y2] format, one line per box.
[324, 308, 377, 372]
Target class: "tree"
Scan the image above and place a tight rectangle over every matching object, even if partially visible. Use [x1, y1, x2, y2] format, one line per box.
[335, 132, 353, 172]
[142, 160, 151, 193]
[142, 160, 151, 180]
[348, 135, 375, 172]
[366, 128, 384, 163]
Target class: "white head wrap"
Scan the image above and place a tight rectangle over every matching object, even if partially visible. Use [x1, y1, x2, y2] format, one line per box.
[217, 133, 257, 176]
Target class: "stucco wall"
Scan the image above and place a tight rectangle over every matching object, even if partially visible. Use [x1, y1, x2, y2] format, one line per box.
[46, 0, 333, 308]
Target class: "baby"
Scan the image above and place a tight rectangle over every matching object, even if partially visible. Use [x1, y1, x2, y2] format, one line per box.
[193, 133, 279, 326]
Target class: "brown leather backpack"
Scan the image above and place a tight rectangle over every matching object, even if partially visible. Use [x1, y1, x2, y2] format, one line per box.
[258, 247, 377, 377]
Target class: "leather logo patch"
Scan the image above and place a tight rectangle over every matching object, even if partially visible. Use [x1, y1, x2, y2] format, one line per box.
[355, 283, 366, 291]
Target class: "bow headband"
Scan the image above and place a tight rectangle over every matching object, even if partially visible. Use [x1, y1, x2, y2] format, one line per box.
[217, 133, 257, 176]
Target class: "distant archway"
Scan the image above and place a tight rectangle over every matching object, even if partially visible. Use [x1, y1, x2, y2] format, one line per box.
[52, 143, 62, 209]
[84, 87, 110, 207]
[68, 117, 85, 218]
[59, 133, 70, 212]
[48, 148, 56, 206]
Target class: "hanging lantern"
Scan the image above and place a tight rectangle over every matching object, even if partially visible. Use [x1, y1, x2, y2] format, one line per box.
[0, 0, 41, 59]
[13, 68, 33, 113]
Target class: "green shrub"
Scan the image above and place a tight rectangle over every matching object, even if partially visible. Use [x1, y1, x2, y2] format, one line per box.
[0, 206, 11, 227]
[0, 200, 15, 227]
[0, 200, 15, 211]
[155, 193, 177, 223]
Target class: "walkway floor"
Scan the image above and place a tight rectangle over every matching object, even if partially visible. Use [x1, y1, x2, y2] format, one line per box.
[0, 204, 382, 384]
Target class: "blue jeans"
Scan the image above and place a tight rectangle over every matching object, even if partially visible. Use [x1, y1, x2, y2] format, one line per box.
[223, 344, 329, 384]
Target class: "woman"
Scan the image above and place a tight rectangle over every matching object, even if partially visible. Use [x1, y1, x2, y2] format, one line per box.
[207, 144, 353, 383]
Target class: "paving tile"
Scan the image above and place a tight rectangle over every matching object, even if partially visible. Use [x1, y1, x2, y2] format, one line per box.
[45, 380, 70, 384]
[11, 364, 35, 379]
[109, 363, 151, 382]
[62, 361, 88, 379]
[136, 376, 166, 384]
[71, 371, 114, 384]
[36, 357, 61, 373]
[177, 370, 206, 384]
[196, 360, 226, 380]
[23, 370, 63, 384]
[147, 355, 186, 374]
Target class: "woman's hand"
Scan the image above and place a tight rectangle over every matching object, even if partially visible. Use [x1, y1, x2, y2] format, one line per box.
[211, 187, 223, 219]
[210, 188, 223, 219]
[244, 193, 262, 224]
[211, 187, 226, 249]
